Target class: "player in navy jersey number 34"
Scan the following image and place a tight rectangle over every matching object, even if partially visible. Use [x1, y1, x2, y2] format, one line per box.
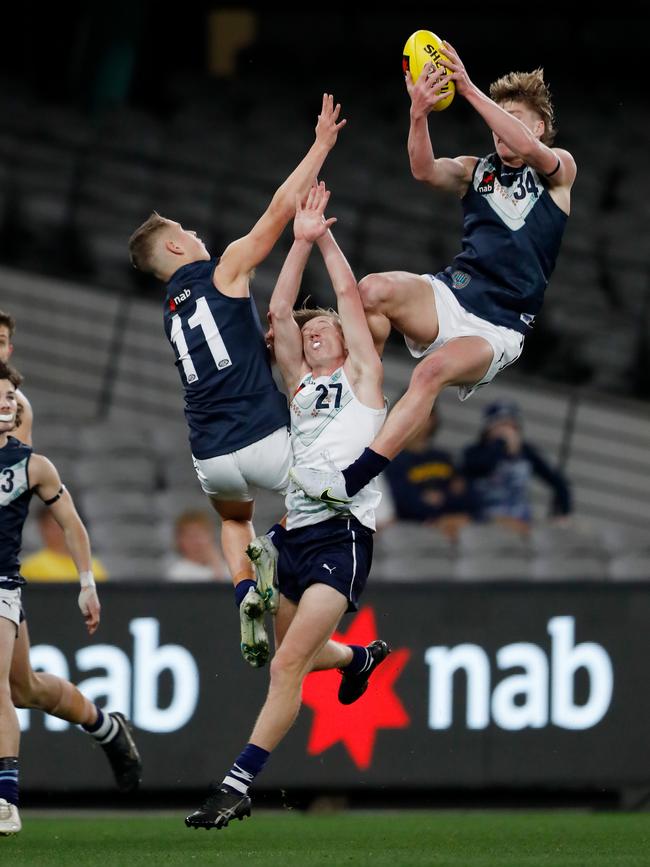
[128, 95, 345, 666]
[291, 44, 577, 508]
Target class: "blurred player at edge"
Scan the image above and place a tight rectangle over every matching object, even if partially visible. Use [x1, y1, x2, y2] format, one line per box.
[128, 95, 345, 667]
[0, 312, 32, 446]
[185, 184, 390, 831]
[0, 362, 141, 837]
[290, 44, 576, 508]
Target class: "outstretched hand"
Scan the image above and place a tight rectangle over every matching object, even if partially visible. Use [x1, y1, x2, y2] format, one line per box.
[294, 181, 337, 243]
[405, 62, 454, 116]
[315, 93, 347, 150]
[440, 40, 472, 97]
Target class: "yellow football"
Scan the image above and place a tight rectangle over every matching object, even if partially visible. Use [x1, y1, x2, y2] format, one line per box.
[402, 30, 455, 111]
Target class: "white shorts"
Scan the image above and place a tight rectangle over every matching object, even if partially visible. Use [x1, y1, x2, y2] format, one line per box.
[193, 426, 292, 502]
[0, 586, 22, 629]
[405, 275, 525, 400]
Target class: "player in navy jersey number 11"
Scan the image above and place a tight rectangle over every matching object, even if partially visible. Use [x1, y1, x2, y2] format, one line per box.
[291, 44, 577, 509]
[128, 95, 345, 667]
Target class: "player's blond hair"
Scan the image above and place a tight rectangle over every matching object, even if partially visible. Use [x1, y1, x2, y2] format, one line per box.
[293, 306, 342, 334]
[128, 212, 169, 274]
[490, 68, 556, 145]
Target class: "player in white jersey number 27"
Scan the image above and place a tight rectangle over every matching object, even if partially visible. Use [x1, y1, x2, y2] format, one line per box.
[185, 183, 390, 830]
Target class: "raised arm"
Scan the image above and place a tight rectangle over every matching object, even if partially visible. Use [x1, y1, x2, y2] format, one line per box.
[443, 41, 576, 188]
[268, 237, 312, 395]
[524, 443, 572, 517]
[405, 62, 476, 195]
[215, 95, 346, 295]
[315, 218, 384, 407]
[269, 184, 337, 394]
[30, 454, 101, 634]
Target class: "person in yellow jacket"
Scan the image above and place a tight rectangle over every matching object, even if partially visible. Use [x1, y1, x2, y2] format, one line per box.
[21, 507, 108, 582]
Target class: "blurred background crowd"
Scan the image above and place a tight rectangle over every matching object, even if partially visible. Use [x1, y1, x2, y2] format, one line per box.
[0, 5, 647, 585]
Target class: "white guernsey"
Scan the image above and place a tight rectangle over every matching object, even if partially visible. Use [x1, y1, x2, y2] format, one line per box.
[287, 365, 385, 531]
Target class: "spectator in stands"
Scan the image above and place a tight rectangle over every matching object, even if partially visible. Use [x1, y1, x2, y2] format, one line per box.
[462, 400, 572, 533]
[21, 506, 108, 582]
[165, 510, 229, 582]
[385, 407, 472, 539]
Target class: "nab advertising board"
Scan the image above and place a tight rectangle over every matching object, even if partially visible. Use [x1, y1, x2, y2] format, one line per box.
[18, 582, 650, 791]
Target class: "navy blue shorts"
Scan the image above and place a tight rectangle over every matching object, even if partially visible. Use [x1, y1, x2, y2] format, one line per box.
[278, 516, 373, 612]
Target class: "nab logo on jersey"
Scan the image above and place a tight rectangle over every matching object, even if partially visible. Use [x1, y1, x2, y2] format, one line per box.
[477, 170, 495, 195]
[169, 288, 192, 312]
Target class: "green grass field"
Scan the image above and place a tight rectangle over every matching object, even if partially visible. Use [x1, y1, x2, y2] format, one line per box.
[4, 811, 649, 867]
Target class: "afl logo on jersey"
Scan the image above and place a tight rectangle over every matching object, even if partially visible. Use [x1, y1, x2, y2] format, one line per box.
[169, 288, 192, 312]
[477, 170, 495, 195]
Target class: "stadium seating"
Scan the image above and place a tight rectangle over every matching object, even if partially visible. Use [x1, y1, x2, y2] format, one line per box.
[1, 71, 647, 584]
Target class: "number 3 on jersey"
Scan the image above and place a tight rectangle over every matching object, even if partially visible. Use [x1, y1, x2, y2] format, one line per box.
[170, 297, 233, 384]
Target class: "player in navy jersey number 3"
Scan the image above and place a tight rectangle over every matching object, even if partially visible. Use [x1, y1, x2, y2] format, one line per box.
[128, 95, 345, 666]
[291, 44, 577, 508]
[0, 363, 141, 837]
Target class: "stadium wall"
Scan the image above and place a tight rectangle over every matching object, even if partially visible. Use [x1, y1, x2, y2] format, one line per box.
[18, 582, 650, 794]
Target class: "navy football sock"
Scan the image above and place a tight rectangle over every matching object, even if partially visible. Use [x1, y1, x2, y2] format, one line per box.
[342, 448, 390, 497]
[344, 644, 372, 675]
[82, 706, 119, 744]
[235, 579, 256, 608]
[0, 757, 19, 806]
[222, 743, 270, 795]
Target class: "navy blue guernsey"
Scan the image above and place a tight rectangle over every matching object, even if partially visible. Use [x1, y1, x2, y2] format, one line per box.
[163, 258, 290, 459]
[437, 153, 567, 334]
[0, 436, 33, 585]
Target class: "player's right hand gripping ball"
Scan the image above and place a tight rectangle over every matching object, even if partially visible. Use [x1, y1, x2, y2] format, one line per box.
[402, 30, 455, 111]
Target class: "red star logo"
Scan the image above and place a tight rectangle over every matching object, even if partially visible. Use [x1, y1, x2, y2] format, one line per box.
[302, 607, 410, 770]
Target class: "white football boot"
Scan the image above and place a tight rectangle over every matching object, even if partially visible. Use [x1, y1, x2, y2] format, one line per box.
[289, 460, 351, 509]
[246, 534, 279, 615]
[0, 799, 21, 836]
[239, 587, 269, 668]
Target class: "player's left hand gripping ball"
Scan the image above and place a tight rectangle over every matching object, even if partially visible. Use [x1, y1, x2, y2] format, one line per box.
[402, 29, 455, 111]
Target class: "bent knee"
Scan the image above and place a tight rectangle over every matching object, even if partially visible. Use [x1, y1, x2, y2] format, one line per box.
[411, 353, 450, 393]
[10, 680, 32, 708]
[270, 650, 307, 684]
[358, 273, 393, 310]
[10, 672, 40, 709]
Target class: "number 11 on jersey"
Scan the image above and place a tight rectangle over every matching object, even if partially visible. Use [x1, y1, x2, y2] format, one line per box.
[170, 297, 233, 384]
